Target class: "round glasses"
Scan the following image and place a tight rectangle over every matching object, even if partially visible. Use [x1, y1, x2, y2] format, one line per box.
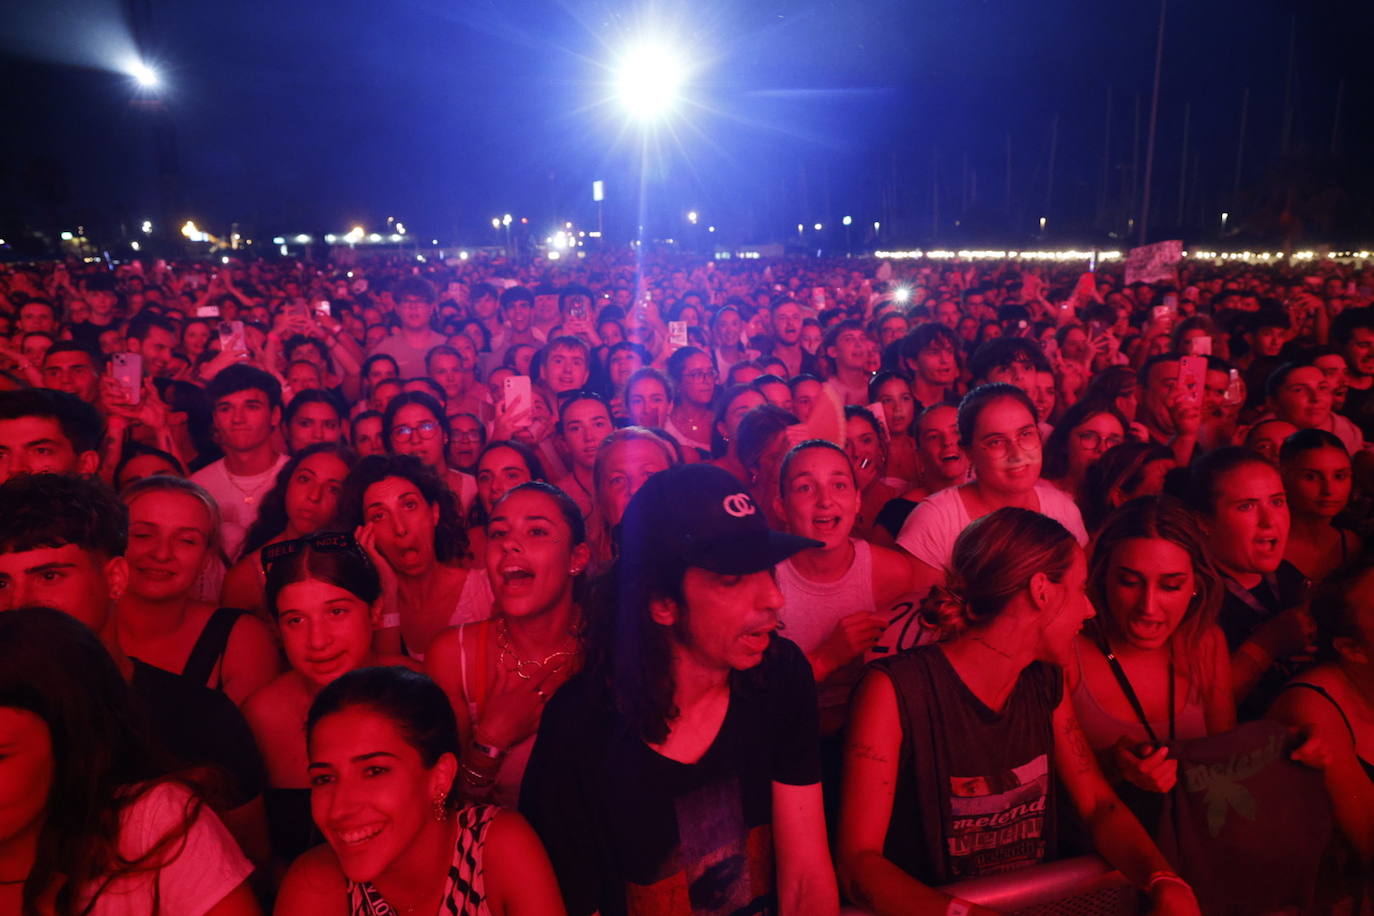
[392, 420, 442, 443]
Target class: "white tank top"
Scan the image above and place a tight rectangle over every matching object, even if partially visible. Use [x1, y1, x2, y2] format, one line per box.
[776, 539, 875, 708]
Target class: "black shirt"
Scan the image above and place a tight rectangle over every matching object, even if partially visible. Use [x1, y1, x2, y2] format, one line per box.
[520, 636, 820, 916]
[130, 658, 266, 810]
[1217, 561, 1310, 721]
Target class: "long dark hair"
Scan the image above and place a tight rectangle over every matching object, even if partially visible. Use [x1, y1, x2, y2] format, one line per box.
[467, 439, 549, 529]
[241, 442, 356, 557]
[1041, 398, 1128, 481]
[335, 454, 469, 563]
[264, 534, 382, 620]
[0, 608, 203, 916]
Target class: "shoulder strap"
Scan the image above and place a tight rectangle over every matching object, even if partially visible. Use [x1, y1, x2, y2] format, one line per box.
[1282, 682, 1357, 744]
[183, 608, 245, 690]
[1092, 629, 1173, 746]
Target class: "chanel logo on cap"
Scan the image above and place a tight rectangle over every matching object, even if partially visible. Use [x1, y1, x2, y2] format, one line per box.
[722, 493, 756, 518]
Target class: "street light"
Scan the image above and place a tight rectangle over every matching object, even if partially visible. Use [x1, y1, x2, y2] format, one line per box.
[813, 223, 823, 232]
[842, 215, 852, 226]
[687, 211, 698, 225]
[140, 220, 152, 234]
[614, 41, 687, 122]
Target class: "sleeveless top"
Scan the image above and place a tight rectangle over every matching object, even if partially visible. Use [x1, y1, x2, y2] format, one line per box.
[871, 646, 1063, 884]
[1069, 642, 1208, 751]
[459, 624, 535, 807]
[776, 539, 875, 709]
[184, 607, 246, 691]
[347, 803, 498, 916]
[404, 570, 495, 663]
[1282, 681, 1374, 782]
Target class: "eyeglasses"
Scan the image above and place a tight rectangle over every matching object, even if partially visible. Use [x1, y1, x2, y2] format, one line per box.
[1075, 430, 1124, 450]
[453, 430, 484, 443]
[392, 420, 442, 443]
[261, 531, 363, 571]
[682, 369, 715, 382]
[976, 427, 1042, 459]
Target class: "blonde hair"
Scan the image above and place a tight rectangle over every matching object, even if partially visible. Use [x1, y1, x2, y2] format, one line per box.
[918, 507, 1077, 640]
[120, 475, 223, 558]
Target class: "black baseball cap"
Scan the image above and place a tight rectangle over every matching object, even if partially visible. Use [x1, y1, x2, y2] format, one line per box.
[619, 463, 821, 576]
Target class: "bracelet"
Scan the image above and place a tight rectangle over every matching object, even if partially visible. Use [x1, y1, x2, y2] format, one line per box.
[470, 736, 507, 762]
[1145, 871, 1193, 895]
[946, 899, 971, 916]
[459, 763, 495, 788]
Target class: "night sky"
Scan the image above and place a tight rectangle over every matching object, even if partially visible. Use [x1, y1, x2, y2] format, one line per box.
[2, 0, 1371, 248]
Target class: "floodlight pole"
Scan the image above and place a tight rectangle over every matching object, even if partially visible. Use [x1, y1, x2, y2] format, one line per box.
[1138, 0, 1166, 246]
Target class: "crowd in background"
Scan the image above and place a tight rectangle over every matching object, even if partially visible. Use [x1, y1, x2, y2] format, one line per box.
[1, 246, 1373, 915]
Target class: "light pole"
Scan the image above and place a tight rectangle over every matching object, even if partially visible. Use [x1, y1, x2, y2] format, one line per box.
[842, 215, 852, 254]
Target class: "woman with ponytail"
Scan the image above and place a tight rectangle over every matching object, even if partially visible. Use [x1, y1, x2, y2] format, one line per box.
[838, 507, 1199, 916]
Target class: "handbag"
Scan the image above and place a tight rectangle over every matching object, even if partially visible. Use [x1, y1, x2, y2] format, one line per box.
[1098, 640, 1334, 915]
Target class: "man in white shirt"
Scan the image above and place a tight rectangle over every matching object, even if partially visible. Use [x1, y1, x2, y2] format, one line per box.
[191, 365, 288, 561]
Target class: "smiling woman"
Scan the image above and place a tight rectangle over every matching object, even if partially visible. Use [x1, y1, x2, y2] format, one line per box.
[275, 666, 564, 915]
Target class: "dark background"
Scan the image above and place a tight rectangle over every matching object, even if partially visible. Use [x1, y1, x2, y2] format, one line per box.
[2, 0, 1371, 250]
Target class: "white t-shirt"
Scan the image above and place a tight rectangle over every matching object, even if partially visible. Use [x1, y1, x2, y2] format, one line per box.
[192, 454, 289, 563]
[896, 480, 1088, 573]
[77, 782, 252, 916]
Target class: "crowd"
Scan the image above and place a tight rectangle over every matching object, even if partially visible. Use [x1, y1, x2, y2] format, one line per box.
[0, 246, 1372, 915]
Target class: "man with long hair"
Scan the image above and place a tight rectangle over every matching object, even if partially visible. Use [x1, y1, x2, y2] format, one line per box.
[521, 463, 839, 916]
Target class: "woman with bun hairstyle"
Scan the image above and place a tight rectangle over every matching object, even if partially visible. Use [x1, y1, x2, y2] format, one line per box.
[839, 507, 1198, 916]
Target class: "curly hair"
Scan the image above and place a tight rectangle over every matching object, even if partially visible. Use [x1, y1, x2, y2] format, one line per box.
[334, 453, 469, 563]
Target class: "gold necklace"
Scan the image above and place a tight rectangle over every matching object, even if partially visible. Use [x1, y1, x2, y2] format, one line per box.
[497, 619, 580, 680]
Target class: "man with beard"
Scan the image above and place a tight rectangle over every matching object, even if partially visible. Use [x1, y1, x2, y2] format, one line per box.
[768, 297, 820, 379]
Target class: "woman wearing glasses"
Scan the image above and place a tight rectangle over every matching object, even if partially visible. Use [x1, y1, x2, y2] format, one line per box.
[1042, 399, 1130, 506]
[242, 532, 414, 868]
[382, 391, 478, 515]
[897, 384, 1088, 596]
[337, 455, 491, 662]
[664, 346, 717, 458]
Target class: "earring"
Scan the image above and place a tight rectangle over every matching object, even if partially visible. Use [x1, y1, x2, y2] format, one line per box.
[432, 794, 448, 822]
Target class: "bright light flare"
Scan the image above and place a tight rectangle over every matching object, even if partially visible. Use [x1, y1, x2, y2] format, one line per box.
[130, 61, 159, 89]
[614, 42, 687, 121]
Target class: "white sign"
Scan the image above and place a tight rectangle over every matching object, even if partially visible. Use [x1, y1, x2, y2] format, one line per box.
[1125, 240, 1183, 285]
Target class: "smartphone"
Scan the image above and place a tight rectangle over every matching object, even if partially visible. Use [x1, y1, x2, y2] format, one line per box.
[1179, 355, 1207, 406]
[218, 320, 246, 355]
[1189, 335, 1212, 356]
[196, 304, 221, 318]
[503, 375, 532, 420]
[668, 321, 689, 351]
[111, 352, 143, 405]
[568, 302, 588, 323]
[314, 300, 331, 318]
[1223, 369, 1245, 406]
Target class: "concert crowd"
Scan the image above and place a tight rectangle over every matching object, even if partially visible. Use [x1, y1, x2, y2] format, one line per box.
[1, 246, 1372, 915]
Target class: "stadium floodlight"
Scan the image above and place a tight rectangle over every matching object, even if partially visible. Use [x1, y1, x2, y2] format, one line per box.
[130, 61, 159, 89]
[614, 41, 686, 121]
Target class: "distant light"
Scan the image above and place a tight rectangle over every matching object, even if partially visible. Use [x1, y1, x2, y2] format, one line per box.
[431, 239, 438, 245]
[592, 179, 605, 202]
[182, 221, 206, 242]
[708, 226, 716, 233]
[502, 214, 513, 227]
[687, 211, 698, 224]
[273, 236, 285, 245]
[548, 250, 562, 260]
[220, 255, 230, 264]
[520, 217, 528, 224]
[294, 234, 311, 243]
[130, 240, 140, 251]
[1039, 216, 1047, 230]
[842, 215, 852, 226]
[368, 233, 382, 242]
[873, 221, 881, 232]
[345, 226, 364, 244]
[141, 220, 152, 234]
[565, 221, 573, 230]
[614, 42, 687, 121]
[396, 223, 406, 235]
[60, 231, 74, 241]
[130, 61, 159, 89]
[894, 286, 912, 303]
[797, 224, 804, 233]
[459, 250, 469, 260]
[588, 231, 603, 238]
[814, 223, 823, 231]
[491, 218, 501, 230]
[324, 234, 337, 243]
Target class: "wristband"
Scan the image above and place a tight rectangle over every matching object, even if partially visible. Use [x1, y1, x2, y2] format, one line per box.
[380, 612, 401, 629]
[1145, 871, 1193, 895]
[470, 736, 507, 762]
[946, 899, 971, 916]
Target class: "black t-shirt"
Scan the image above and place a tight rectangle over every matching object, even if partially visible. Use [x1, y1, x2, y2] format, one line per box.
[1339, 383, 1374, 442]
[130, 658, 266, 810]
[520, 636, 820, 916]
[1217, 561, 1310, 720]
[873, 645, 1063, 885]
[67, 319, 115, 349]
